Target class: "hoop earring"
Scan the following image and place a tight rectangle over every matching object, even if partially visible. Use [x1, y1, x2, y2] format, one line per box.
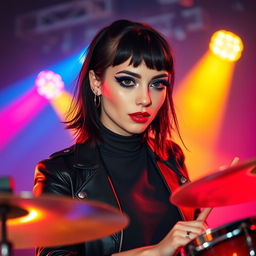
[94, 93, 101, 108]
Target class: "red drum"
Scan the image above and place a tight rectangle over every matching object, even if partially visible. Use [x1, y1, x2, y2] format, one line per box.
[184, 217, 256, 256]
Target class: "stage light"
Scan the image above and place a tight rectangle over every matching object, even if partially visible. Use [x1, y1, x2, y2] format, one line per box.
[179, 0, 194, 7]
[35, 70, 64, 100]
[174, 50, 235, 179]
[79, 52, 86, 64]
[0, 88, 48, 150]
[209, 30, 243, 62]
[78, 47, 88, 64]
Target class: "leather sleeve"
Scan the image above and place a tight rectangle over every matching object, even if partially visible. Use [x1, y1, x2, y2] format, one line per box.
[33, 159, 73, 197]
[33, 158, 83, 256]
[36, 245, 81, 256]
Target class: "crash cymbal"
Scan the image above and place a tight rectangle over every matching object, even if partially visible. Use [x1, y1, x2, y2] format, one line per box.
[171, 158, 256, 208]
[0, 192, 129, 249]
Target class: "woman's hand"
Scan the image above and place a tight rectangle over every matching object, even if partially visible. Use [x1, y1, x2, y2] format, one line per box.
[112, 209, 212, 256]
[151, 207, 212, 256]
[152, 220, 207, 256]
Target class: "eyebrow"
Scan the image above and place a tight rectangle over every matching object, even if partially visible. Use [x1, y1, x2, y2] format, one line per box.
[115, 70, 169, 80]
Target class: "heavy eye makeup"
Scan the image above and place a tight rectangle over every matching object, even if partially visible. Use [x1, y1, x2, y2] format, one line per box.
[114, 76, 137, 88]
[150, 79, 169, 91]
[114, 75, 169, 90]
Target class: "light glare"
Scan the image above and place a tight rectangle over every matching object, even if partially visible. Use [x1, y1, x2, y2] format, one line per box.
[209, 30, 243, 62]
[8, 208, 43, 225]
[35, 70, 64, 100]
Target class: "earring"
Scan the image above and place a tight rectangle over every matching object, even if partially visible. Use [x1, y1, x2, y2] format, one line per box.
[94, 92, 101, 108]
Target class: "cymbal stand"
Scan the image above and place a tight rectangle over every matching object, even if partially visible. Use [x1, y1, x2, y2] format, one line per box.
[0, 205, 12, 256]
[0, 177, 14, 256]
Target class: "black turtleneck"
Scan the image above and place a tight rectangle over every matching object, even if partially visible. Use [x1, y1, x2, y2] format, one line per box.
[98, 124, 182, 250]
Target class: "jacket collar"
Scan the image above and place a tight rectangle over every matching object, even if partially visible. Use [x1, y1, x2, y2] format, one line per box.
[73, 140, 188, 181]
[73, 140, 194, 221]
[73, 141, 100, 169]
[73, 140, 157, 169]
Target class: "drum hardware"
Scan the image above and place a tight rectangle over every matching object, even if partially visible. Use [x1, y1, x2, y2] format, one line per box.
[0, 205, 11, 256]
[0, 177, 16, 256]
[0, 192, 129, 256]
[241, 222, 255, 256]
[170, 159, 256, 255]
[171, 158, 256, 208]
[1, 158, 255, 255]
[184, 217, 256, 256]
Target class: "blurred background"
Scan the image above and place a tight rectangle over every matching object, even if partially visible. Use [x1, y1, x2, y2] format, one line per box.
[0, 0, 255, 255]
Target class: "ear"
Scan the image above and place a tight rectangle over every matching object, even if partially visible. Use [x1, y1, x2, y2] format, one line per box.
[89, 70, 102, 95]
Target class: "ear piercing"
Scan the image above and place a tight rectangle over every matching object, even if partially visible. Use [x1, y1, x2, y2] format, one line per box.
[93, 91, 101, 108]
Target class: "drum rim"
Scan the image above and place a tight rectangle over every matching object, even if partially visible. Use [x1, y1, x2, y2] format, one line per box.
[184, 217, 256, 253]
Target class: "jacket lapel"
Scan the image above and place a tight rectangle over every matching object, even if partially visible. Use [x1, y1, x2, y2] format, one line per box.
[74, 141, 196, 221]
[73, 142, 120, 210]
[147, 144, 196, 221]
[155, 160, 196, 221]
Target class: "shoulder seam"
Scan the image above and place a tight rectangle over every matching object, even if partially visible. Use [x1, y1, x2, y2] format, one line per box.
[49, 146, 75, 159]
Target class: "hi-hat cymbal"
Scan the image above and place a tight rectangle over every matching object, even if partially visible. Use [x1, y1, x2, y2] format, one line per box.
[0, 192, 129, 249]
[171, 158, 256, 208]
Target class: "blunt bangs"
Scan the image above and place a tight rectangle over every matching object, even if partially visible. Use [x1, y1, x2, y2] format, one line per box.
[66, 19, 181, 158]
[112, 30, 174, 72]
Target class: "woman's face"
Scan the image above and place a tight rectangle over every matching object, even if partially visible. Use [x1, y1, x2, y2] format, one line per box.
[94, 59, 170, 136]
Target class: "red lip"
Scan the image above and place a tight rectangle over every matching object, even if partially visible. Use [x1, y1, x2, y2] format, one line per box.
[128, 112, 151, 123]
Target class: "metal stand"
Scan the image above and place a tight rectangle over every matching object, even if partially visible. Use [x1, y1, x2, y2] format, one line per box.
[0, 205, 12, 256]
[241, 222, 256, 256]
[0, 177, 14, 256]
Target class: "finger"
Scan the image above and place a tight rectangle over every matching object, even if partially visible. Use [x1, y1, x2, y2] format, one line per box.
[172, 229, 203, 243]
[178, 220, 207, 228]
[162, 232, 200, 250]
[197, 207, 212, 221]
[176, 220, 207, 232]
[180, 225, 204, 235]
[181, 231, 201, 241]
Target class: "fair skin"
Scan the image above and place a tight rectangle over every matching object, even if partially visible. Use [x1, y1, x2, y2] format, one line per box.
[111, 208, 211, 256]
[89, 59, 168, 136]
[89, 60, 210, 255]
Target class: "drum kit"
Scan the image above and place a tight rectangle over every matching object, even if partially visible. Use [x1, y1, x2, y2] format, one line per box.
[0, 158, 255, 256]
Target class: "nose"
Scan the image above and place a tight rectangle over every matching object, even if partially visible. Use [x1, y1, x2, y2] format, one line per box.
[136, 87, 152, 106]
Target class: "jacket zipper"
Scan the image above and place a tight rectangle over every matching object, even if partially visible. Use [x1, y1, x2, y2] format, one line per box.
[107, 176, 124, 252]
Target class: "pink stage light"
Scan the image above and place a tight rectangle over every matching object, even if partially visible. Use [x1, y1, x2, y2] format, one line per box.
[35, 71, 64, 100]
[0, 88, 48, 150]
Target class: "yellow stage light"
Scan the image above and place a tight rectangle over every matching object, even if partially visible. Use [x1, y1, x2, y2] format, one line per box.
[51, 91, 72, 120]
[209, 30, 243, 62]
[50, 90, 76, 138]
[174, 51, 235, 179]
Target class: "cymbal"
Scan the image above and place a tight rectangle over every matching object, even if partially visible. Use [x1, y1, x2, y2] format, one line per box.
[171, 158, 256, 208]
[0, 192, 129, 249]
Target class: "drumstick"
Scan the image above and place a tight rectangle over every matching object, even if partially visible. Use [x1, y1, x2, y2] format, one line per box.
[230, 157, 239, 166]
[219, 156, 239, 170]
[196, 207, 212, 221]
[196, 157, 239, 222]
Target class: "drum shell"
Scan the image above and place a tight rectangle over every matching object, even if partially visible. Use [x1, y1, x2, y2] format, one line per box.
[184, 217, 256, 256]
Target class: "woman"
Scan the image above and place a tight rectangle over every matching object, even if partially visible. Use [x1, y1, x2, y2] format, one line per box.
[33, 19, 207, 256]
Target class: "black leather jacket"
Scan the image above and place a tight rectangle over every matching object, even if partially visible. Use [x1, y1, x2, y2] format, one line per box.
[33, 141, 196, 256]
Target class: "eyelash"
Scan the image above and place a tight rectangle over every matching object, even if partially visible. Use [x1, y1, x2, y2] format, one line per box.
[114, 76, 136, 88]
[114, 76, 169, 90]
[151, 79, 169, 90]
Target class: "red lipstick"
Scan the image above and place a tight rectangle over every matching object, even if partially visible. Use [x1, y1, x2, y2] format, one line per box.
[128, 112, 150, 123]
